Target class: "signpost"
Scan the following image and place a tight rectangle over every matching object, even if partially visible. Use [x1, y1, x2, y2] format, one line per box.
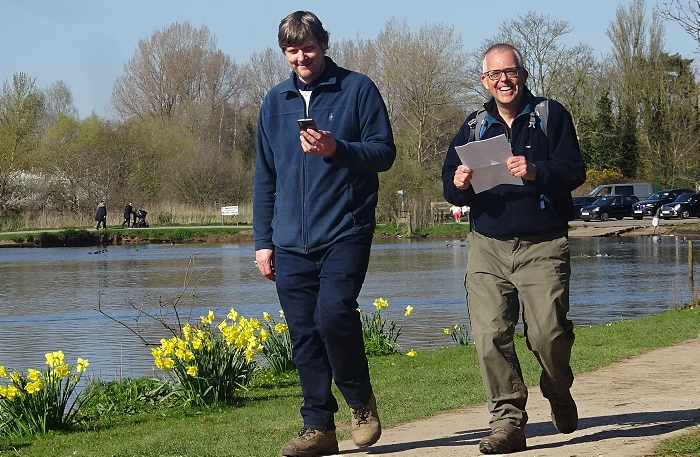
[221, 205, 239, 225]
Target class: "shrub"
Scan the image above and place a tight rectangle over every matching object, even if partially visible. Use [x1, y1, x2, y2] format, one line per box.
[0, 351, 89, 437]
[444, 323, 470, 345]
[361, 298, 413, 356]
[150, 309, 263, 405]
[259, 311, 295, 375]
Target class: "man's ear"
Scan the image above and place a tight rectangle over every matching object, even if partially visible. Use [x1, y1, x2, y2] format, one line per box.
[521, 68, 529, 82]
[480, 74, 489, 90]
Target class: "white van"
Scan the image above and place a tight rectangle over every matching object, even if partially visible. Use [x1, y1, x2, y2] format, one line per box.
[587, 183, 653, 200]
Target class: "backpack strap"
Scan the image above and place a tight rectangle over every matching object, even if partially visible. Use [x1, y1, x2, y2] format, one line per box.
[467, 109, 489, 142]
[530, 99, 549, 136]
[471, 99, 549, 141]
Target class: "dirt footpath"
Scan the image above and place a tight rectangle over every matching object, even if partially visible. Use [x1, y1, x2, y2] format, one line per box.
[338, 336, 700, 457]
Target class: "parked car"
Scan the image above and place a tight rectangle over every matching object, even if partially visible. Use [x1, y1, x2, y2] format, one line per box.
[572, 196, 598, 219]
[587, 182, 653, 200]
[580, 194, 639, 222]
[659, 192, 700, 219]
[632, 189, 695, 219]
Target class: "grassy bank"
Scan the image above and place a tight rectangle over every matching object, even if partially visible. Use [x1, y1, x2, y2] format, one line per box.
[1, 306, 698, 456]
[0, 227, 252, 247]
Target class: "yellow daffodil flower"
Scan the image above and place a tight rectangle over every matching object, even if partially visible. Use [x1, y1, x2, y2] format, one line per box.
[443, 328, 451, 334]
[45, 350, 65, 367]
[275, 323, 288, 333]
[227, 308, 239, 321]
[28, 368, 42, 381]
[54, 364, 71, 378]
[405, 305, 413, 316]
[0, 365, 7, 377]
[407, 350, 417, 357]
[373, 298, 389, 310]
[263, 312, 271, 321]
[77, 358, 89, 372]
[186, 365, 198, 377]
[201, 310, 215, 324]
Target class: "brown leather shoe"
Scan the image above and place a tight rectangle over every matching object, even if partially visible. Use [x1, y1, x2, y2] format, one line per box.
[550, 392, 578, 434]
[280, 428, 339, 457]
[350, 393, 381, 447]
[478, 427, 526, 454]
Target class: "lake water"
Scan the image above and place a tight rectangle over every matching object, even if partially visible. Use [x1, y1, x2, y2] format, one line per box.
[1, 235, 697, 379]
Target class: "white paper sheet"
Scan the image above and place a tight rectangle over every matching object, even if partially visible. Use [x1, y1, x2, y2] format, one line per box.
[454, 134, 523, 193]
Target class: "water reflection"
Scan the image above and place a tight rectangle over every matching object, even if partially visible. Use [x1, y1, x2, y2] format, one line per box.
[0, 235, 697, 379]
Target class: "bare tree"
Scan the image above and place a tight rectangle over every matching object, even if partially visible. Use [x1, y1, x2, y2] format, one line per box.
[608, 0, 665, 72]
[240, 47, 289, 111]
[657, 0, 700, 47]
[112, 22, 242, 121]
[42, 80, 78, 129]
[369, 21, 470, 166]
[484, 12, 596, 104]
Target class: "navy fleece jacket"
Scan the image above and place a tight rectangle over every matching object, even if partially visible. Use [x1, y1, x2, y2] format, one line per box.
[442, 88, 586, 237]
[254, 57, 396, 254]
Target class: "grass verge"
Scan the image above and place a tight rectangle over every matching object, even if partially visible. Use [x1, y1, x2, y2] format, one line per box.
[0, 306, 698, 456]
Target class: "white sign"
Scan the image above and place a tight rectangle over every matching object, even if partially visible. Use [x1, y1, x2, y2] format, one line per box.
[221, 205, 239, 216]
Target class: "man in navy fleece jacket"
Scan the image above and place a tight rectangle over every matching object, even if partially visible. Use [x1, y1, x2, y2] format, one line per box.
[442, 43, 585, 455]
[253, 11, 395, 457]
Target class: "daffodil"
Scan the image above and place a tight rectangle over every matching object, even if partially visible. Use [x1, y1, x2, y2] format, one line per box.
[4, 385, 19, 401]
[201, 310, 215, 324]
[77, 358, 89, 372]
[373, 298, 389, 310]
[407, 349, 417, 357]
[405, 305, 413, 316]
[227, 308, 239, 321]
[263, 312, 271, 321]
[186, 365, 198, 376]
[53, 364, 71, 379]
[28, 368, 42, 381]
[275, 322, 288, 333]
[45, 350, 65, 367]
[0, 365, 7, 377]
[279, 309, 285, 318]
[443, 328, 451, 334]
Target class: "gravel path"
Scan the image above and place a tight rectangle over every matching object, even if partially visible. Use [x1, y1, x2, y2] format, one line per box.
[338, 336, 700, 456]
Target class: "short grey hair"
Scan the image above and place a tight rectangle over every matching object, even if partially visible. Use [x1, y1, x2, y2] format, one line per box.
[482, 43, 525, 73]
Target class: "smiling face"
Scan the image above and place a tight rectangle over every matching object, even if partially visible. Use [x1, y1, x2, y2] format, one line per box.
[284, 34, 328, 85]
[481, 48, 528, 117]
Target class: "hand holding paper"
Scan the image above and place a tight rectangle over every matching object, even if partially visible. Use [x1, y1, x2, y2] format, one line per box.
[454, 134, 523, 193]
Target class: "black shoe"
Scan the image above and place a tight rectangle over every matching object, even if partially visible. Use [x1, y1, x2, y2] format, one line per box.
[479, 427, 526, 454]
[549, 392, 578, 434]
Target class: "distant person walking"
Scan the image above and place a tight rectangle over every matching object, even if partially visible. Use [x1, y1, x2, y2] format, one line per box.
[94, 201, 107, 230]
[450, 205, 462, 222]
[121, 202, 135, 228]
[652, 207, 661, 235]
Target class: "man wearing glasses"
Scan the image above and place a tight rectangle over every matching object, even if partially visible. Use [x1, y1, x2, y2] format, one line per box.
[442, 43, 586, 454]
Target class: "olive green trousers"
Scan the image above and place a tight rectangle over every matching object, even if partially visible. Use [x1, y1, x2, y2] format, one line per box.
[465, 230, 575, 432]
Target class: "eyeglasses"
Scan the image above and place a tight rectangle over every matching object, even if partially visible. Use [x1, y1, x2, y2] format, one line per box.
[482, 67, 521, 81]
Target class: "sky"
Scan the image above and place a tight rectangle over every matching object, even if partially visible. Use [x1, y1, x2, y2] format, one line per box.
[2, 0, 698, 119]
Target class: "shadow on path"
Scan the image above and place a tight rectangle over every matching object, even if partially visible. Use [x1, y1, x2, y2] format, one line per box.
[341, 408, 700, 455]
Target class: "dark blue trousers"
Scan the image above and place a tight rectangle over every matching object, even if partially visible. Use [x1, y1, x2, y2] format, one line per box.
[274, 234, 374, 430]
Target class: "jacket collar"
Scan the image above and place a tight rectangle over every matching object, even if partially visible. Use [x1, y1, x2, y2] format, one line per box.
[483, 86, 535, 126]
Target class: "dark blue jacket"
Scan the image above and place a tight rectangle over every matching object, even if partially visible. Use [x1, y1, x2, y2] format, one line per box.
[254, 57, 396, 254]
[442, 88, 585, 237]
